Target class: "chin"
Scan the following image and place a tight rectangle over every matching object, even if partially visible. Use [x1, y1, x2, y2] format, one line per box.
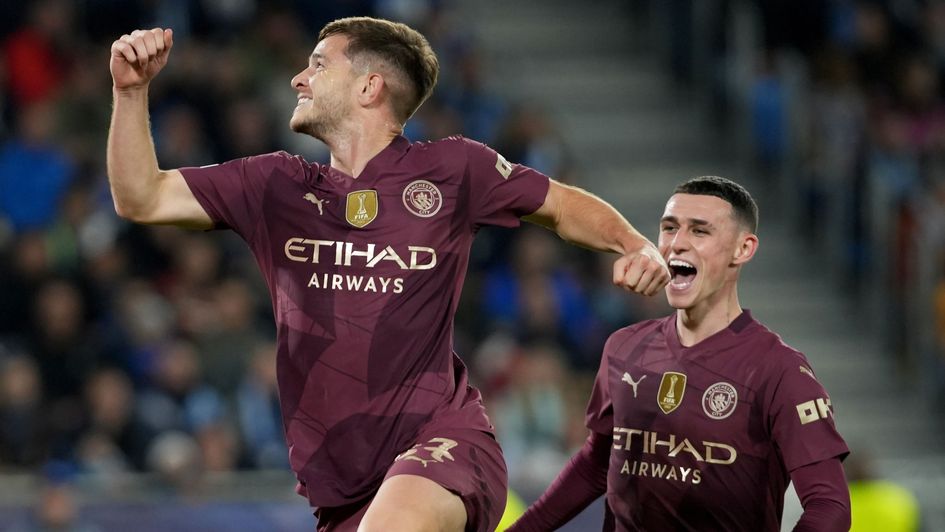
[289, 114, 306, 133]
[665, 287, 698, 311]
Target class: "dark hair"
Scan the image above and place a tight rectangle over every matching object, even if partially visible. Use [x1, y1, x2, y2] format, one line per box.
[674, 176, 758, 233]
[319, 17, 439, 123]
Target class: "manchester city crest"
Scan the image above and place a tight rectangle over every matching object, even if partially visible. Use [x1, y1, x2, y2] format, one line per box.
[702, 382, 738, 420]
[402, 180, 443, 217]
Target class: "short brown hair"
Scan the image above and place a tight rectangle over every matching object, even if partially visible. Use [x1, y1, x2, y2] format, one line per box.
[674, 176, 759, 233]
[319, 17, 439, 123]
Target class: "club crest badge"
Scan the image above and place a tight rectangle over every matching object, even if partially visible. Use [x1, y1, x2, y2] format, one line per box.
[402, 180, 443, 218]
[702, 382, 738, 420]
[657, 371, 686, 414]
[346, 190, 378, 228]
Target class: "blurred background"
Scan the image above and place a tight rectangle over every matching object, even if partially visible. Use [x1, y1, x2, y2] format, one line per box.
[0, 0, 942, 530]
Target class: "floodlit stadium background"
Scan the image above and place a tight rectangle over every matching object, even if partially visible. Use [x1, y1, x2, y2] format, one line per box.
[0, 1, 942, 530]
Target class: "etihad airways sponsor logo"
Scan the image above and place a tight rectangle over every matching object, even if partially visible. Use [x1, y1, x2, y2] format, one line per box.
[612, 427, 737, 485]
[612, 427, 736, 465]
[306, 273, 404, 293]
[618, 459, 703, 484]
[284, 238, 437, 271]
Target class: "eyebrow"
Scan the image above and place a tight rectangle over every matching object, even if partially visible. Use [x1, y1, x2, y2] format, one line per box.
[661, 215, 714, 228]
[309, 52, 326, 64]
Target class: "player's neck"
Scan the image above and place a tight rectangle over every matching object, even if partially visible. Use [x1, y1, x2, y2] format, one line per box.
[326, 117, 402, 178]
[675, 288, 743, 347]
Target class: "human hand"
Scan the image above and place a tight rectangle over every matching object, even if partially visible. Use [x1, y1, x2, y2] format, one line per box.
[612, 241, 670, 296]
[110, 28, 173, 91]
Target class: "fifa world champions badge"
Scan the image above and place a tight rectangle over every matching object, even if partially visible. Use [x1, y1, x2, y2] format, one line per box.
[346, 190, 378, 228]
[657, 372, 687, 414]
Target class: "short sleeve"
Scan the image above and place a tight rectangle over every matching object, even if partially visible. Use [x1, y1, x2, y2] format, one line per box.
[767, 354, 849, 471]
[585, 342, 614, 436]
[179, 151, 301, 240]
[462, 138, 550, 228]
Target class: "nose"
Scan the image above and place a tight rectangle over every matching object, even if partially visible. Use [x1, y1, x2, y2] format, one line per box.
[670, 230, 690, 253]
[291, 68, 309, 91]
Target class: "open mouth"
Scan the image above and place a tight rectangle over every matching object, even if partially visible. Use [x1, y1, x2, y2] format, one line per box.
[295, 96, 312, 109]
[669, 259, 697, 289]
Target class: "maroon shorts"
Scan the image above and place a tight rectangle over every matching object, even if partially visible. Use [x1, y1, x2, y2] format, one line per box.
[314, 427, 508, 532]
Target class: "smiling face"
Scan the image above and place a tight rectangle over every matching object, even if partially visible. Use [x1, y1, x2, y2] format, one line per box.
[658, 193, 757, 312]
[289, 34, 359, 141]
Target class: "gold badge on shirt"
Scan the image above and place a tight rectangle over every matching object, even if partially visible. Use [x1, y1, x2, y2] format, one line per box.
[657, 371, 687, 414]
[346, 190, 378, 228]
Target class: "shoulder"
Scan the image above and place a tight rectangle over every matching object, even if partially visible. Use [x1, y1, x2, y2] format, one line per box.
[751, 320, 811, 366]
[742, 318, 822, 385]
[247, 150, 313, 172]
[236, 151, 318, 184]
[405, 135, 477, 158]
[393, 136, 471, 171]
[604, 316, 668, 356]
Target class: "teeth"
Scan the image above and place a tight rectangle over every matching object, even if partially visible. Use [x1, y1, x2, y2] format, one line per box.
[669, 259, 694, 268]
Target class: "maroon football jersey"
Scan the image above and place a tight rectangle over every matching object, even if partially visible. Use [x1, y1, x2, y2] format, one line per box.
[180, 135, 549, 507]
[585, 311, 849, 531]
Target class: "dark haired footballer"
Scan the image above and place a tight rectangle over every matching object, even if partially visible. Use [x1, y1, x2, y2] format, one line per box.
[509, 177, 851, 531]
[106, 16, 670, 532]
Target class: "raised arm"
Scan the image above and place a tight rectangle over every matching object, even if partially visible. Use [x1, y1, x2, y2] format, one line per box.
[524, 180, 670, 296]
[107, 28, 212, 229]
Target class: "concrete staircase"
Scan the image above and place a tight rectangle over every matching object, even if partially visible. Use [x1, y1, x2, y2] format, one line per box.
[457, 0, 945, 529]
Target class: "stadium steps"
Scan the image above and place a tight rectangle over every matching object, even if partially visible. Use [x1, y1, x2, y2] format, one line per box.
[459, 0, 945, 529]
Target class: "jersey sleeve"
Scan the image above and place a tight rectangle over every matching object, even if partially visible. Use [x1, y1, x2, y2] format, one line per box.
[766, 352, 849, 471]
[585, 338, 615, 435]
[179, 151, 300, 240]
[462, 138, 550, 228]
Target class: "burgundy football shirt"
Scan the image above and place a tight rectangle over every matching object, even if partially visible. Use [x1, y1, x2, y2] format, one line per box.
[585, 311, 849, 531]
[180, 135, 549, 507]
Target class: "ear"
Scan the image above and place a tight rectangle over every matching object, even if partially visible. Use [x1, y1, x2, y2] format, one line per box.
[356, 72, 385, 107]
[732, 231, 758, 266]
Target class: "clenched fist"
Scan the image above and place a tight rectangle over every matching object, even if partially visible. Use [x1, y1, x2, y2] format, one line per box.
[612, 241, 670, 296]
[110, 28, 173, 90]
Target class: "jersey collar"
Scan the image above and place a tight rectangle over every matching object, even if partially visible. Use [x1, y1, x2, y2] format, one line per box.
[665, 309, 755, 355]
[321, 135, 410, 187]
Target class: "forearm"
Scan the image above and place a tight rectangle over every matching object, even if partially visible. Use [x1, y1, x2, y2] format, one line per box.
[558, 190, 648, 254]
[107, 87, 166, 220]
[790, 458, 851, 532]
[793, 498, 850, 532]
[507, 431, 610, 531]
[525, 182, 649, 255]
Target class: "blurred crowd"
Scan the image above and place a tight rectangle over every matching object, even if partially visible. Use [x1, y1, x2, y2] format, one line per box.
[0, 0, 660, 506]
[737, 0, 945, 403]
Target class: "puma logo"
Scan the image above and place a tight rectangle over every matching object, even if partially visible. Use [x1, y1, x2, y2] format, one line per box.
[622, 372, 645, 398]
[303, 192, 328, 215]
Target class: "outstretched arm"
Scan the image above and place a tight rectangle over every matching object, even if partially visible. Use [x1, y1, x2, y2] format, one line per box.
[791, 458, 851, 532]
[107, 28, 212, 229]
[506, 431, 611, 531]
[524, 180, 669, 296]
